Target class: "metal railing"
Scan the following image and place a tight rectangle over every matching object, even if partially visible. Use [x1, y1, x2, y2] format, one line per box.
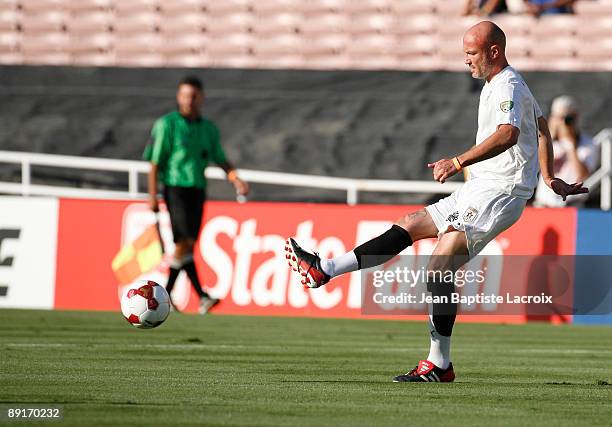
[0, 127, 610, 208]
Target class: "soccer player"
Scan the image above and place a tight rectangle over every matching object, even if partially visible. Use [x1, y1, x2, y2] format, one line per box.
[146, 76, 249, 314]
[285, 21, 587, 382]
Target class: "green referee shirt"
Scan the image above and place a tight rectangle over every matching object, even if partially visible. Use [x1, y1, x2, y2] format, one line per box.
[144, 111, 227, 189]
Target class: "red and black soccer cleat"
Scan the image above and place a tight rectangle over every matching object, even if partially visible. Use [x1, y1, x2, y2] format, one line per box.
[393, 360, 455, 383]
[285, 238, 330, 288]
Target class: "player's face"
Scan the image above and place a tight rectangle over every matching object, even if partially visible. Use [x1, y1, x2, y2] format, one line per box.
[176, 84, 203, 117]
[463, 36, 493, 80]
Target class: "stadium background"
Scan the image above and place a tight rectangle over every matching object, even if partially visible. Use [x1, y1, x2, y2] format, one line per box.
[1, 0, 611, 323]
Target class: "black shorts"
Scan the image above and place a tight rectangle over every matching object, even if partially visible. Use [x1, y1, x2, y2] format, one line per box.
[163, 186, 206, 243]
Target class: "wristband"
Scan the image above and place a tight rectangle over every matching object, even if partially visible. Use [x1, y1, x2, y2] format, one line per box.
[227, 170, 238, 183]
[452, 157, 462, 171]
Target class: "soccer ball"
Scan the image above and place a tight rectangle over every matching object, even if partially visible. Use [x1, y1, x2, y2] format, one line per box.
[121, 280, 170, 329]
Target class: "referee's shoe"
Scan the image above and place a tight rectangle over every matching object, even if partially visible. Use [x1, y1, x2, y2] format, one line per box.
[285, 238, 330, 288]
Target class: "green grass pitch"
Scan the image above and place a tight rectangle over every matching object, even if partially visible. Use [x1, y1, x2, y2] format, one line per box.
[1, 309, 611, 426]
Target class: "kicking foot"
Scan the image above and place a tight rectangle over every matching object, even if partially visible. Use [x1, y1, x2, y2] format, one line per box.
[285, 238, 330, 288]
[392, 360, 455, 383]
[199, 297, 220, 314]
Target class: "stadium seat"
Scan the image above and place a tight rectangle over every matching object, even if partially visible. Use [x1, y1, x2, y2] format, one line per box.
[21, 11, 67, 33]
[528, 35, 576, 59]
[343, 0, 391, 15]
[111, 0, 160, 16]
[0, 0, 19, 10]
[0, 31, 20, 54]
[252, 33, 301, 56]
[204, 12, 253, 36]
[392, 14, 438, 36]
[574, 0, 612, 16]
[158, 13, 206, 35]
[159, 0, 204, 15]
[347, 13, 395, 35]
[18, 0, 64, 13]
[21, 32, 69, 53]
[299, 0, 345, 15]
[432, 0, 464, 16]
[71, 51, 115, 66]
[251, 13, 300, 35]
[437, 16, 480, 40]
[113, 33, 163, 56]
[252, 34, 303, 67]
[575, 16, 612, 39]
[529, 15, 577, 38]
[158, 33, 207, 56]
[205, 33, 253, 56]
[298, 13, 349, 35]
[22, 51, 71, 64]
[66, 11, 112, 34]
[112, 12, 160, 35]
[63, 0, 112, 13]
[114, 52, 165, 67]
[205, 0, 251, 15]
[0, 10, 21, 31]
[252, 0, 301, 15]
[396, 34, 437, 57]
[67, 33, 112, 54]
[391, 0, 435, 14]
[491, 14, 535, 37]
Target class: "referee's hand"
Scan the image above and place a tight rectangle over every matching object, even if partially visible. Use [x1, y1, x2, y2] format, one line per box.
[428, 159, 460, 183]
[149, 196, 160, 212]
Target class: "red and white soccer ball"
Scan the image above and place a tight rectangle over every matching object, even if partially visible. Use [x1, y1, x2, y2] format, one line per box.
[121, 280, 170, 329]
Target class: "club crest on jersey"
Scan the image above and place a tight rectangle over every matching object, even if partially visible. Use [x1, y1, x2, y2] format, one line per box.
[500, 100, 514, 113]
[447, 211, 459, 223]
[463, 207, 478, 223]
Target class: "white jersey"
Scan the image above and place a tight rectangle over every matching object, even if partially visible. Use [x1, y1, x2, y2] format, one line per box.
[468, 66, 542, 199]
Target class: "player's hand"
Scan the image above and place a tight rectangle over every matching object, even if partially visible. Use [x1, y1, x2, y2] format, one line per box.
[149, 196, 159, 212]
[549, 178, 588, 201]
[234, 178, 249, 197]
[427, 159, 460, 183]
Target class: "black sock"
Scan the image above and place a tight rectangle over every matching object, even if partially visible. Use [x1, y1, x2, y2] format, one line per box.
[183, 261, 209, 299]
[353, 224, 413, 269]
[166, 267, 180, 295]
[427, 279, 457, 337]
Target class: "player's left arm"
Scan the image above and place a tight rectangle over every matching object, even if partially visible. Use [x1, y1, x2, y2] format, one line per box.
[537, 115, 588, 201]
[428, 124, 519, 183]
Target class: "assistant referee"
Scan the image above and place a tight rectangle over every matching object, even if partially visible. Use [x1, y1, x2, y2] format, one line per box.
[145, 75, 248, 314]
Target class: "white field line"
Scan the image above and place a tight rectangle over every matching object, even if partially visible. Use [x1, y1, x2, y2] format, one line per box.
[3, 343, 612, 354]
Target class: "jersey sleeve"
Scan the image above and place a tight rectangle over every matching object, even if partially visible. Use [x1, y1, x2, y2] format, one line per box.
[209, 122, 227, 165]
[534, 99, 543, 118]
[493, 82, 523, 129]
[147, 118, 171, 166]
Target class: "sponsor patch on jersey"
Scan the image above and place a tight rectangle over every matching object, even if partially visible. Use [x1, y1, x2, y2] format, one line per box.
[463, 207, 478, 223]
[500, 100, 514, 113]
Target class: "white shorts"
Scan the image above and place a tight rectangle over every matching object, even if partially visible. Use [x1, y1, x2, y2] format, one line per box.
[425, 178, 527, 257]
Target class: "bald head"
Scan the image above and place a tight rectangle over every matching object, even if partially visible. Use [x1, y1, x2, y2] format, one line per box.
[465, 21, 506, 53]
[463, 21, 509, 81]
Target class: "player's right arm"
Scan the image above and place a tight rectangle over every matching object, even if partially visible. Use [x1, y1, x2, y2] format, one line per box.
[537, 115, 588, 201]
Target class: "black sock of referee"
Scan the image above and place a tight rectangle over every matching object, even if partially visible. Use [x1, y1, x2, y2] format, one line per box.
[182, 254, 210, 299]
[353, 224, 413, 269]
[165, 258, 181, 296]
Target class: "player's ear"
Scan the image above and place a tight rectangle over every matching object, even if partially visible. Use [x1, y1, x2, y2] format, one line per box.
[490, 44, 500, 60]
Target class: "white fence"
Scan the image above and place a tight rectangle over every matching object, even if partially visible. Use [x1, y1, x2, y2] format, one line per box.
[0, 128, 610, 208]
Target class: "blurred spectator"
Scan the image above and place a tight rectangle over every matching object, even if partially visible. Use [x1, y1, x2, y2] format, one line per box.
[534, 96, 598, 207]
[525, 0, 576, 16]
[463, 0, 508, 16]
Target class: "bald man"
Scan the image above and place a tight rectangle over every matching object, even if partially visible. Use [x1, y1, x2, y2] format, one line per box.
[285, 21, 587, 382]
